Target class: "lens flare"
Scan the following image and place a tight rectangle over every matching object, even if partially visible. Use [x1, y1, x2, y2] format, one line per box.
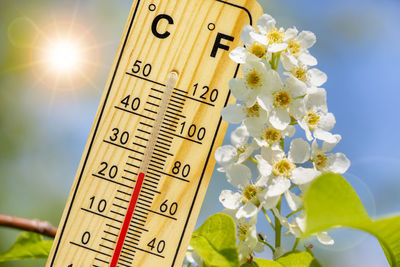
[30, 19, 99, 92]
[45, 39, 81, 73]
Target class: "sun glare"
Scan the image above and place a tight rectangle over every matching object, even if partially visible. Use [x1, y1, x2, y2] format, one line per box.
[30, 19, 99, 91]
[46, 39, 81, 73]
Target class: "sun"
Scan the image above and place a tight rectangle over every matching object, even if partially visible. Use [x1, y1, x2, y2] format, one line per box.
[45, 38, 81, 74]
[30, 20, 99, 92]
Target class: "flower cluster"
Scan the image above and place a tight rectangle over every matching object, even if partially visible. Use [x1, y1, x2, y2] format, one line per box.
[214, 13, 350, 263]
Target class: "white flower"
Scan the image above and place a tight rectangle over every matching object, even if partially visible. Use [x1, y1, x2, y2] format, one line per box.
[284, 27, 317, 66]
[311, 138, 351, 174]
[219, 170, 264, 220]
[258, 70, 307, 130]
[253, 124, 295, 149]
[221, 101, 268, 125]
[251, 14, 288, 53]
[258, 140, 320, 197]
[230, 58, 271, 107]
[215, 125, 258, 172]
[229, 25, 269, 63]
[223, 210, 264, 264]
[281, 53, 327, 88]
[297, 87, 338, 142]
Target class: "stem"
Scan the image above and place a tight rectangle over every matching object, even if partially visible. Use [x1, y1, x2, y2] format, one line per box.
[249, 157, 258, 164]
[0, 214, 57, 238]
[292, 238, 300, 252]
[261, 207, 275, 230]
[269, 53, 276, 70]
[260, 239, 275, 253]
[279, 138, 285, 151]
[286, 207, 303, 218]
[270, 52, 281, 70]
[274, 199, 282, 249]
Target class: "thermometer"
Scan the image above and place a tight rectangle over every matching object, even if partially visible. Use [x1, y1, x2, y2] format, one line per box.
[46, 0, 262, 266]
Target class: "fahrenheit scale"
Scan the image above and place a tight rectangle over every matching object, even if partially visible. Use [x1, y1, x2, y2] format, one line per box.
[47, 0, 262, 266]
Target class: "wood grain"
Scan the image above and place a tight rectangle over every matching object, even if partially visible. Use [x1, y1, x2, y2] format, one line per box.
[46, 0, 262, 266]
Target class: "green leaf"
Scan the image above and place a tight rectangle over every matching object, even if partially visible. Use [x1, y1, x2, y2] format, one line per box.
[190, 213, 239, 267]
[303, 173, 400, 267]
[303, 172, 370, 235]
[0, 232, 53, 262]
[254, 257, 281, 267]
[253, 252, 320, 267]
[241, 261, 260, 267]
[276, 252, 321, 267]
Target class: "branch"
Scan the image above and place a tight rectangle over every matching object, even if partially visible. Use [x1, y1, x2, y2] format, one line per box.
[0, 214, 57, 238]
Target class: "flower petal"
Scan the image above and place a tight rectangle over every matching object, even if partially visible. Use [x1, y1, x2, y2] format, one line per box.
[322, 134, 341, 152]
[236, 202, 258, 219]
[267, 177, 290, 197]
[231, 125, 249, 147]
[215, 145, 237, 166]
[314, 128, 337, 143]
[305, 87, 327, 112]
[307, 68, 327, 87]
[298, 119, 313, 141]
[298, 52, 318, 66]
[295, 213, 306, 232]
[221, 104, 246, 124]
[270, 108, 290, 130]
[291, 167, 320, 185]
[269, 43, 288, 53]
[284, 27, 298, 40]
[249, 32, 269, 45]
[261, 146, 285, 164]
[285, 191, 303, 211]
[244, 116, 265, 137]
[298, 30, 316, 49]
[229, 78, 247, 102]
[256, 155, 273, 177]
[257, 94, 274, 112]
[261, 194, 280, 210]
[281, 53, 298, 71]
[229, 46, 247, 64]
[327, 153, 351, 174]
[288, 138, 310, 164]
[265, 69, 283, 92]
[226, 164, 251, 188]
[289, 99, 306, 120]
[257, 14, 276, 34]
[318, 112, 336, 131]
[317, 232, 335, 245]
[241, 25, 255, 45]
[286, 75, 307, 97]
[219, 190, 242, 209]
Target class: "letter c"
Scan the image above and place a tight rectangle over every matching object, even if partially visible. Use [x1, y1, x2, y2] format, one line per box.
[152, 14, 174, 39]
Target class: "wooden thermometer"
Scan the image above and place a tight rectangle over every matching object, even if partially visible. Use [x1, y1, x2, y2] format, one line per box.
[47, 0, 262, 266]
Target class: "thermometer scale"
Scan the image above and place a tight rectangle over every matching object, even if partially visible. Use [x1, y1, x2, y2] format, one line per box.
[47, 0, 262, 266]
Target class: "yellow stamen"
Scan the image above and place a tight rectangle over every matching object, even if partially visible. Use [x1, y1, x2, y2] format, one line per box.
[291, 67, 307, 82]
[246, 102, 261, 117]
[273, 158, 295, 178]
[246, 70, 263, 88]
[273, 90, 292, 108]
[288, 39, 301, 56]
[304, 112, 320, 130]
[267, 27, 285, 44]
[313, 152, 328, 170]
[249, 42, 267, 58]
[264, 127, 282, 145]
